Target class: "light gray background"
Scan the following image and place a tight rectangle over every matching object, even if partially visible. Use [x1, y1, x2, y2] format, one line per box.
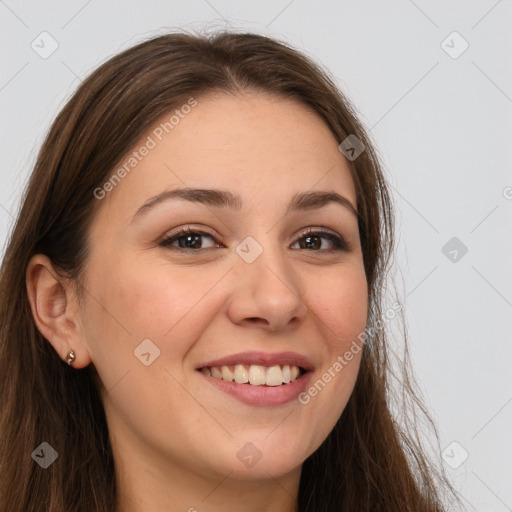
[1, 1, 511, 510]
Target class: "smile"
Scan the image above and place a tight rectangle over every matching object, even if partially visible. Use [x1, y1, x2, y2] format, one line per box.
[199, 364, 305, 386]
[197, 365, 312, 407]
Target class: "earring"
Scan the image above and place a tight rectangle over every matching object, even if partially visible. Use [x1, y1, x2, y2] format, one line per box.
[66, 349, 76, 366]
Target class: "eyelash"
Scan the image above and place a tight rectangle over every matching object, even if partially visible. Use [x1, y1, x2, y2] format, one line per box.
[158, 226, 351, 253]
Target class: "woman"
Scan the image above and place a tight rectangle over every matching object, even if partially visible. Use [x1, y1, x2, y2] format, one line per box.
[0, 30, 461, 511]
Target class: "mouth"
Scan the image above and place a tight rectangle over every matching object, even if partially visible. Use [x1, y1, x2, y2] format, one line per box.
[195, 351, 314, 407]
[197, 363, 308, 387]
[197, 365, 312, 407]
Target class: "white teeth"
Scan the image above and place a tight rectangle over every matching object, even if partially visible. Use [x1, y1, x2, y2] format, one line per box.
[265, 365, 283, 386]
[202, 364, 303, 386]
[221, 366, 234, 382]
[248, 365, 266, 385]
[211, 366, 223, 379]
[282, 365, 291, 383]
[234, 364, 249, 383]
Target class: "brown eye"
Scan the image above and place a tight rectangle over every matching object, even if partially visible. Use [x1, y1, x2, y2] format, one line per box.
[159, 227, 219, 250]
[292, 228, 350, 252]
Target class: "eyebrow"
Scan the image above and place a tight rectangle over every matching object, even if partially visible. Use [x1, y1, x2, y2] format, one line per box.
[131, 188, 359, 222]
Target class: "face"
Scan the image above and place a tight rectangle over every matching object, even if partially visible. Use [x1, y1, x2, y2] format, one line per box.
[78, 91, 368, 484]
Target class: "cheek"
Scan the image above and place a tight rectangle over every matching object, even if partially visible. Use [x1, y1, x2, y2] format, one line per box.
[295, 267, 367, 455]
[309, 265, 368, 352]
[87, 258, 230, 381]
[91, 255, 217, 339]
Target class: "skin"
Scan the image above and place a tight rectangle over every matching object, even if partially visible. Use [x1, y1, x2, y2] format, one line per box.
[26, 91, 368, 512]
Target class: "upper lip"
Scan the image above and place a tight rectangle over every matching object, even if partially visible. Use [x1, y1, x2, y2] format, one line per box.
[196, 351, 315, 372]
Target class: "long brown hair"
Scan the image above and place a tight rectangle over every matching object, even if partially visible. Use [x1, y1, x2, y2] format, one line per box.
[0, 29, 462, 511]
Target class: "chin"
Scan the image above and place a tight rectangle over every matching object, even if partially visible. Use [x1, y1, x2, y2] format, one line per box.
[229, 437, 307, 480]
[225, 457, 303, 481]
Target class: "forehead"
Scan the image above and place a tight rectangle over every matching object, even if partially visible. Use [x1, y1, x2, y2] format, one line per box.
[94, 91, 357, 223]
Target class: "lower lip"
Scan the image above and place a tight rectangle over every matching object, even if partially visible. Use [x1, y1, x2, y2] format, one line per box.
[197, 370, 313, 407]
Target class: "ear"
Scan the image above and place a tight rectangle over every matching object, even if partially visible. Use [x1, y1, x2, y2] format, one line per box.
[25, 254, 92, 369]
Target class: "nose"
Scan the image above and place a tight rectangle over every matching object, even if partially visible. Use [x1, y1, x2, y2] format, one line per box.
[226, 237, 308, 332]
